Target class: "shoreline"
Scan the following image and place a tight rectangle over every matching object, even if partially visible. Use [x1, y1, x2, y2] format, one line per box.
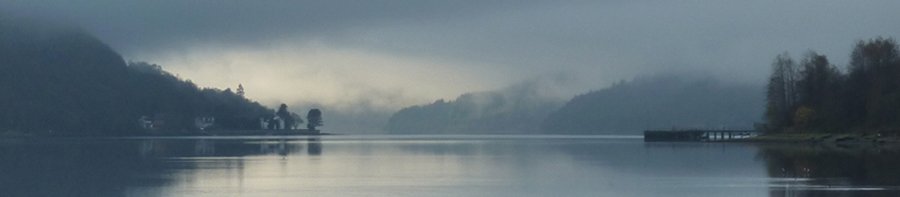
[1, 129, 334, 138]
[727, 133, 900, 144]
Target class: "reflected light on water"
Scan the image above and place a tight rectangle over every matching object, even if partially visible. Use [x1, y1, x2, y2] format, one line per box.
[2, 135, 900, 196]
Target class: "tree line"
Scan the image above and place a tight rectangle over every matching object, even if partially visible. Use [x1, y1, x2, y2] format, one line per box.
[127, 62, 272, 132]
[765, 37, 900, 134]
[543, 74, 762, 134]
[385, 79, 563, 134]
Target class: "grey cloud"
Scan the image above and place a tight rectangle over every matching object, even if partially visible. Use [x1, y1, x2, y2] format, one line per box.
[3, 0, 900, 132]
[335, 0, 900, 84]
[5, 0, 897, 84]
[0, 0, 545, 55]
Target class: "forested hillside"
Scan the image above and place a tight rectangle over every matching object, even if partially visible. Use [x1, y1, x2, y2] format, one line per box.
[542, 75, 764, 134]
[385, 79, 564, 134]
[0, 17, 271, 135]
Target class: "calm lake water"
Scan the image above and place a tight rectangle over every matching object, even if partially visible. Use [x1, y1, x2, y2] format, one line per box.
[1, 135, 899, 197]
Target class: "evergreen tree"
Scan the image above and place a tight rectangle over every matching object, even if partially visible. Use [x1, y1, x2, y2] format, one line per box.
[237, 84, 245, 97]
[307, 109, 323, 132]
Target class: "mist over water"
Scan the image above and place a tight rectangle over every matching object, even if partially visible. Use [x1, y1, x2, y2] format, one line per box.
[4, 1, 898, 120]
[3, 1, 900, 196]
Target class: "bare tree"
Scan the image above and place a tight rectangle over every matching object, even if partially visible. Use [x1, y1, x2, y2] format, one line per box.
[765, 53, 796, 131]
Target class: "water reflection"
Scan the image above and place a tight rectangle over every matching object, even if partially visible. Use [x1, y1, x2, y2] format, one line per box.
[0, 137, 326, 196]
[307, 138, 322, 156]
[2, 136, 900, 196]
[134, 138, 321, 158]
[758, 143, 900, 197]
[0, 139, 169, 196]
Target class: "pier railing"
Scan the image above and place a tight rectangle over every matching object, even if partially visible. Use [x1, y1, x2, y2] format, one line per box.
[644, 129, 757, 142]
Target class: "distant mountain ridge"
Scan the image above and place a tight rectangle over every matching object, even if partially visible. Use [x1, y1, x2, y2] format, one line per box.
[0, 16, 272, 135]
[542, 74, 764, 134]
[385, 78, 566, 134]
[385, 74, 763, 135]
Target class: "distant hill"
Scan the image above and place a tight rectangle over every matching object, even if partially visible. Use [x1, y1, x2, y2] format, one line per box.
[0, 16, 271, 135]
[385, 79, 566, 134]
[541, 74, 764, 134]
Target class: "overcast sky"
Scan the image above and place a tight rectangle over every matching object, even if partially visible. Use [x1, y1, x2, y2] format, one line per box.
[3, 0, 899, 111]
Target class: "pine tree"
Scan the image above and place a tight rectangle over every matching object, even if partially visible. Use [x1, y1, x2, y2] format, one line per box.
[237, 84, 245, 97]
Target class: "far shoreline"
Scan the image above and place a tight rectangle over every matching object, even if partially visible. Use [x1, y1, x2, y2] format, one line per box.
[726, 132, 900, 145]
[1, 129, 334, 138]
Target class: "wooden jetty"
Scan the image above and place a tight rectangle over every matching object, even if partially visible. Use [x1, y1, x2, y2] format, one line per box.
[198, 129, 329, 136]
[644, 129, 757, 142]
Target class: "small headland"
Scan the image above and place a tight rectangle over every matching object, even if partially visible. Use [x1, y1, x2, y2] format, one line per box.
[643, 129, 900, 146]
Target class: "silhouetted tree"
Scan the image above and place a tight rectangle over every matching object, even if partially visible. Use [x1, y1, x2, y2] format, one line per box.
[766, 53, 798, 131]
[307, 109, 323, 132]
[764, 37, 900, 133]
[276, 104, 294, 130]
[236, 84, 245, 97]
[847, 37, 900, 129]
[795, 52, 843, 130]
